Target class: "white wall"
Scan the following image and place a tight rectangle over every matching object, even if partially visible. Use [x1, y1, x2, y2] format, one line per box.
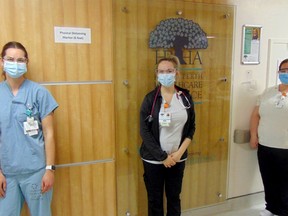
[228, 0, 288, 198]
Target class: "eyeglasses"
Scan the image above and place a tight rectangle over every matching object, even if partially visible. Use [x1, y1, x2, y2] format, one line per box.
[278, 68, 288, 74]
[155, 68, 176, 74]
[3, 56, 28, 63]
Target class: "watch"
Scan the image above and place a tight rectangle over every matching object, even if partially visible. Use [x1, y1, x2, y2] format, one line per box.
[46, 165, 56, 171]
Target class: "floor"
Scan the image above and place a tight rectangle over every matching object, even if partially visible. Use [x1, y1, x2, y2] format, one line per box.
[212, 203, 263, 216]
[181, 192, 265, 216]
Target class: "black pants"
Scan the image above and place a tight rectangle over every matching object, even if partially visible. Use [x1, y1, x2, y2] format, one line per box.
[143, 161, 185, 216]
[258, 144, 288, 216]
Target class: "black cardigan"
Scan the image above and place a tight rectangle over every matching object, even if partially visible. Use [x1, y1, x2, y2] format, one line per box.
[139, 85, 196, 161]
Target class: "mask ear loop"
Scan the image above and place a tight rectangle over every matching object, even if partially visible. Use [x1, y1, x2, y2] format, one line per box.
[146, 85, 161, 122]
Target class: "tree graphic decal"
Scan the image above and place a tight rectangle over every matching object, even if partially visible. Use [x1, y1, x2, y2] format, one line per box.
[149, 18, 208, 64]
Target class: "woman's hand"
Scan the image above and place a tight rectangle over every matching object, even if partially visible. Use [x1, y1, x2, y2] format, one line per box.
[0, 171, 6, 198]
[250, 134, 259, 149]
[163, 155, 176, 168]
[170, 151, 182, 163]
[41, 170, 55, 193]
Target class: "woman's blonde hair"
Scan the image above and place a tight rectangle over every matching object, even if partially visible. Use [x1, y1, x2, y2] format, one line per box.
[156, 55, 180, 70]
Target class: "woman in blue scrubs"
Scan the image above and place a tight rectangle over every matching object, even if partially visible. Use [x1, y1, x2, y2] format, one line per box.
[0, 41, 58, 216]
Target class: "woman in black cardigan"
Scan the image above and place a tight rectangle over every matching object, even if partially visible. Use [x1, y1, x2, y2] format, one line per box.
[140, 56, 196, 216]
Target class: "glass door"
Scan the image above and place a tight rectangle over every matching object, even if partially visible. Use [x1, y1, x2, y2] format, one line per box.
[114, 0, 234, 215]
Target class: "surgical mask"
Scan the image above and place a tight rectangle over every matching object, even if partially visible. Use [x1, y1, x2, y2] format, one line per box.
[279, 73, 288, 85]
[3, 61, 27, 78]
[157, 73, 175, 87]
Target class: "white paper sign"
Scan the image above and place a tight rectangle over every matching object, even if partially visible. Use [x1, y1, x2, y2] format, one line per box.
[54, 27, 91, 44]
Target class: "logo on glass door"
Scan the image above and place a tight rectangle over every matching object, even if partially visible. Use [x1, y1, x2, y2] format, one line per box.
[149, 17, 208, 65]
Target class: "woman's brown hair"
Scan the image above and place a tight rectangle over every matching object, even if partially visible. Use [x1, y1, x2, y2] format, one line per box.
[279, 58, 288, 70]
[1, 41, 28, 59]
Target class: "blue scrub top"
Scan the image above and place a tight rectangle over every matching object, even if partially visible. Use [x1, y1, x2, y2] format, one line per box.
[0, 79, 58, 175]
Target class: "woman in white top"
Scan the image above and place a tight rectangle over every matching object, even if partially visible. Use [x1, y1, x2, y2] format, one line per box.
[250, 58, 288, 216]
[140, 56, 195, 216]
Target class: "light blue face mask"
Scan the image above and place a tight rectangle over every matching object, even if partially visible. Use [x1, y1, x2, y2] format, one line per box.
[4, 61, 27, 78]
[157, 73, 175, 87]
[279, 73, 288, 85]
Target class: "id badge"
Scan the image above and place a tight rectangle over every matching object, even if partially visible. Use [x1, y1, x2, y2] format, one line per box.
[159, 112, 171, 127]
[275, 99, 285, 108]
[24, 117, 39, 136]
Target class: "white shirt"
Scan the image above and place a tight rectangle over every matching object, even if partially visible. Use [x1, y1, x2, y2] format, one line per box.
[159, 93, 188, 154]
[258, 85, 288, 149]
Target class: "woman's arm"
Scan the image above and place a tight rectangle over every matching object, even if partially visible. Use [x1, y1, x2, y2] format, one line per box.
[250, 106, 260, 149]
[170, 138, 191, 162]
[171, 91, 194, 162]
[41, 113, 56, 193]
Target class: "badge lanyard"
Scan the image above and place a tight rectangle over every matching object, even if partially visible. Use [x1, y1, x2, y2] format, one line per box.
[159, 97, 171, 127]
[23, 103, 39, 136]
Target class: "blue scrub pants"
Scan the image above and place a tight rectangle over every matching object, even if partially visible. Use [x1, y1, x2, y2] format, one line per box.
[0, 168, 52, 216]
[258, 144, 288, 216]
[143, 160, 185, 216]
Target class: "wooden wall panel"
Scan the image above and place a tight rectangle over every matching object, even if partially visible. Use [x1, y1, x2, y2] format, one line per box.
[0, 0, 113, 82]
[45, 84, 115, 164]
[20, 83, 115, 216]
[21, 162, 116, 216]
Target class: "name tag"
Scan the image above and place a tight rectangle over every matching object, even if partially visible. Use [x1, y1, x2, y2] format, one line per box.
[159, 112, 171, 127]
[24, 117, 39, 136]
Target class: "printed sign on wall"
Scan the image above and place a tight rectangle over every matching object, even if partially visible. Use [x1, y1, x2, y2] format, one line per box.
[54, 27, 91, 44]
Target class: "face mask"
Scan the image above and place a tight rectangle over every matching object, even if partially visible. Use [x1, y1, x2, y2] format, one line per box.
[157, 73, 175, 87]
[3, 61, 27, 78]
[279, 73, 288, 84]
